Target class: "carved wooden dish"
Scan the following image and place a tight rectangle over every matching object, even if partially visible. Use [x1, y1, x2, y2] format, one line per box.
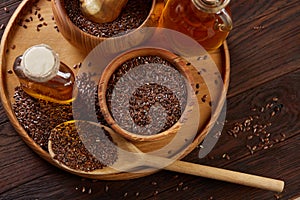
[98, 47, 197, 142]
[0, 0, 230, 180]
[51, 0, 164, 52]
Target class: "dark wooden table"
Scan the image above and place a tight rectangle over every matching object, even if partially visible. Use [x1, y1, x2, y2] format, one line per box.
[1, 0, 299, 199]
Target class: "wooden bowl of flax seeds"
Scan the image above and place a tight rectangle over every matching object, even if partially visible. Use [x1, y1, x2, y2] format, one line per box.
[98, 48, 197, 142]
[51, 0, 164, 52]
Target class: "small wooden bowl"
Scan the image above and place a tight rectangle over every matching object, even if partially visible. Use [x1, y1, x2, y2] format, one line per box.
[98, 48, 196, 142]
[51, 0, 162, 52]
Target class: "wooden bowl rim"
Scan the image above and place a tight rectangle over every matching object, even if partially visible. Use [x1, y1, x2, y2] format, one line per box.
[52, 0, 157, 40]
[98, 47, 195, 142]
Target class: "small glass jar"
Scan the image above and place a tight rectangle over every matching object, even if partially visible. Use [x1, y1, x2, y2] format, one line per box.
[159, 0, 233, 50]
[13, 44, 75, 104]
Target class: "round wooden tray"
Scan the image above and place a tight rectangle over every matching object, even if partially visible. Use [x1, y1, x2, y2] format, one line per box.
[0, 0, 230, 180]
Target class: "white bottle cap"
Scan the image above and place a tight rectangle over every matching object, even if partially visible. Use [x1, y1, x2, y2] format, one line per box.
[21, 44, 60, 82]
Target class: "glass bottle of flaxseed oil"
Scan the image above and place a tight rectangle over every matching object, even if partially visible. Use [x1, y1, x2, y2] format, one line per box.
[159, 0, 233, 51]
[13, 44, 76, 104]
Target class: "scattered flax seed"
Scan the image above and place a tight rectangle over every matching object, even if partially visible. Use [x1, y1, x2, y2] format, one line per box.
[272, 97, 278, 102]
[0, 24, 5, 30]
[135, 192, 140, 196]
[280, 133, 286, 138]
[201, 94, 208, 103]
[222, 153, 230, 159]
[227, 130, 233, 136]
[7, 70, 13, 74]
[208, 155, 215, 160]
[182, 186, 189, 191]
[271, 111, 276, 117]
[23, 25, 28, 29]
[154, 190, 159, 195]
[123, 192, 128, 197]
[4, 7, 9, 13]
[274, 193, 281, 199]
[197, 55, 208, 60]
[105, 185, 109, 192]
[43, 22, 48, 26]
[226, 154, 231, 160]
[54, 25, 59, 32]
[88, 188, 92, 194]
[253, 25, 265, 30]
[151, 181, 158, 186]
[82, 186, 86, 193]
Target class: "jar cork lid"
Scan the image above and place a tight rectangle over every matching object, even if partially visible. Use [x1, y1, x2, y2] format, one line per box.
[21, 44, 60, 82]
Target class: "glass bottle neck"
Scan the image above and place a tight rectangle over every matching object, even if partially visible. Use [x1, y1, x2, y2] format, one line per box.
[191, 0, 230, 13]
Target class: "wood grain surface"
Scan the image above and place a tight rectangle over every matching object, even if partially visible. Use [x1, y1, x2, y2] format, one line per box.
[1, 0, 300, 200]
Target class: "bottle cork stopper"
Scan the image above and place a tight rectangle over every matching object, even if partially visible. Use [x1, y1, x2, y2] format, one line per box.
[21, 44, 60, 82]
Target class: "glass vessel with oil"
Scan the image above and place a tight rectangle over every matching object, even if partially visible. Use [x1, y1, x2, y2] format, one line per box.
[159, 0, 233, 50]
[13, 44, 75, 104]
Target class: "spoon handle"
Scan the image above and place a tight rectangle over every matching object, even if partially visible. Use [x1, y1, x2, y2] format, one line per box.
[165, 160, 284, 193]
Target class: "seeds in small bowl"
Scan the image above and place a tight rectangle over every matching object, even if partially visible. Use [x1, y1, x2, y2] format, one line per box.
[98, 48, 195, 142]
[52, 0, 160, 51]
[64, 0, 152, 38]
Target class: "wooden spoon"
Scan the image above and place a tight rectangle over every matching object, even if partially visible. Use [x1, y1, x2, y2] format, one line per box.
[48, 121, 284, 192]
[80, 0, 128, 23]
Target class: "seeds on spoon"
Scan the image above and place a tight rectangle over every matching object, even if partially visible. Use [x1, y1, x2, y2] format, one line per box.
[49, 121, 118, 172]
